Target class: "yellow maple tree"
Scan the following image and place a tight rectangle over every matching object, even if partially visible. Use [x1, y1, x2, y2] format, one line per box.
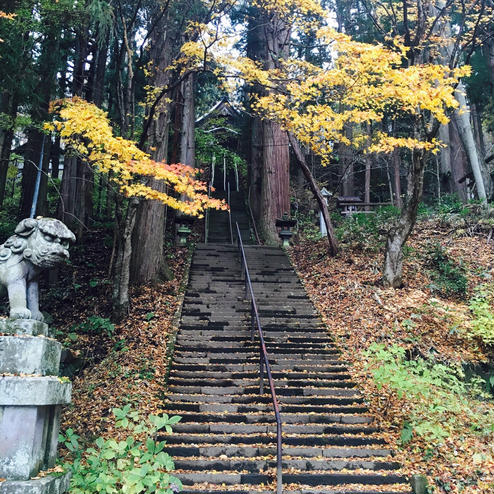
[46, 97, 226, 217]
[177, 8, 470, 167]
[217, 29, 469, 165]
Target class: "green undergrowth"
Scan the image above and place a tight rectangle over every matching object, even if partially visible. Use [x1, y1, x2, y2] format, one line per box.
[363, 343, 493, 446]
[466, 283, 494, 347]
[335, 206, 400, 249]
[424, 243, 467, 298]
[60, 405, 181, 494]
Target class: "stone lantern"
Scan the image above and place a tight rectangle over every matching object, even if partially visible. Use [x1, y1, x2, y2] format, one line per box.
[275, 213, 296, 247]
[175, 216, 194, 245]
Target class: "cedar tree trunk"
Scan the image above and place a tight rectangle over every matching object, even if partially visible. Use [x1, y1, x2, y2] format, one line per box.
[130, 12, 174, 285]
[248, 9, 291, 244]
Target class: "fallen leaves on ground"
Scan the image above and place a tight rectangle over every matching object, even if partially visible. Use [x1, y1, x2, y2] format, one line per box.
[289, 218, 494, 494]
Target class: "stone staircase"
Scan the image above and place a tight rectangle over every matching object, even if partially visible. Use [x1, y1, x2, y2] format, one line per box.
[163, 244, 409, 494]
[207, 191, 253, 244]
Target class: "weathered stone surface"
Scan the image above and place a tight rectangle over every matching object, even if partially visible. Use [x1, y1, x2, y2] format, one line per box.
[0, 377, 71, 406]
[0, 319, 49, 337]
[0, 218, 75, 321]
[0, 405, 62, 480]
[0, 336, 61, 375]
[0, 471, 70, 494]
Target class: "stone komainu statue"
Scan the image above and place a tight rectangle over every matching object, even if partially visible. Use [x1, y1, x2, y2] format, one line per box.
[0, 217, 76, 320]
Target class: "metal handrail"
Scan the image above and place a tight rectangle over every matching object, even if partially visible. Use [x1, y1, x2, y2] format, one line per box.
[227, 182, 233, 244]
[247, 185, 262, 245]
[235, 222, 282, 494]
[205, 182, 212, 243]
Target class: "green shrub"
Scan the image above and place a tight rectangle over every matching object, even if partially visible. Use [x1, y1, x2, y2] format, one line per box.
[436, 194, 469, 216]
[336, 205, 400, 248]
[467, 284, 494, 346]
[363, 343, 493, 446]
[75, 316, 115, 338]
[60, 405, 182, 494]
[424, 243, 467, 297]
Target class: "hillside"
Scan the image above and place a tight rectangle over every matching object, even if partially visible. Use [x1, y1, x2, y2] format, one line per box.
[290, 215, 494, 494]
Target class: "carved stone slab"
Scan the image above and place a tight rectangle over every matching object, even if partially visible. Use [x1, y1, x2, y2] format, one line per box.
[0, 319, 49, 337]
[0, 471, 71, 493]
[0, 336, 61, 375]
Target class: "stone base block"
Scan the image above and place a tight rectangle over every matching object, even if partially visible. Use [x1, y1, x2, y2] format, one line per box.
[0, 405, 63, 480]
[0, 377, 71, 480]
[0, 336, 61, 375]
[0, 376, 71, 406]
[0, 471, 70, 494]
[0, 319, 48, 337]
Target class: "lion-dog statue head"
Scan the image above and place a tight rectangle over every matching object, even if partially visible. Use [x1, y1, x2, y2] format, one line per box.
[0, 218, 76, 321]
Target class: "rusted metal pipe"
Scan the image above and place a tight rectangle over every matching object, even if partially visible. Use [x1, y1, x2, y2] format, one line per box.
[235, 222, 283, 494]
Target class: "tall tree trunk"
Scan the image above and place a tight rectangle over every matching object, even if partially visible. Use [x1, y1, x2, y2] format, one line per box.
[383, 148, 425, 287]
[340, 126, 354, 196]
[392, 149, 402, 209]
[89, 33, 109, 107]
[364, 154, 371, 209]
[438, 123, 454, 195]
[57, 23, 93, 232]
[449, 119, 469, 201]
[19, 22, 60, 219]
[247, 9, 291, 243]
[36, 137, 53, 216]
[19, 130, 42, 219]
[130, 11, 173, 285]
[179, 72, 195, 167]
[0, 92, 18, 207]
[112, 198, 139, 322]
[261, 122, 290, 244]
[51, 135, 61, 179]
[288, 133, 338, 255]
[249, 114, 263, 220]
[470, 102, 485, 159]
[58, 156, 77, 224]
[453, 82, 487, 202]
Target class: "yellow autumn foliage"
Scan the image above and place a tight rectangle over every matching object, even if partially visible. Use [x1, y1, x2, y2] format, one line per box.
[46, 98, 226, 217]
[215, 28, 468, 165]
[174, 0, 472, 166]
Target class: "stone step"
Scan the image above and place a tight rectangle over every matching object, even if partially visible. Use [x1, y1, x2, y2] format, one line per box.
[175, 339, 338, 349]
[174, 458, 400, 473]
[169, 370, 353, 381]
[177, 330, 332, 340]
[172, 423, 379, 435]
[176, 471, 406, 487]
[173, 348, 340, 357]
[166, 393, 363, 405]
[167, 386, 360, 398]
[165, 433, 386, 447]
[172, 357, 346, 366]
[166, 445, 393, 459]
[167, 378, 355, 389]
[170, 363, 350, 373]
[169, 411, 373, 425]
[165, 402, 369, 414]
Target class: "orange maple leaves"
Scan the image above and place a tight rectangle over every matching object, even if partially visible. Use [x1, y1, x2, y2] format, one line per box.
[47, 97, 226, 217]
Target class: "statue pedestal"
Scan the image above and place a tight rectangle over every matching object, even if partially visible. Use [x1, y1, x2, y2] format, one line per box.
[0, 319, 71, 493]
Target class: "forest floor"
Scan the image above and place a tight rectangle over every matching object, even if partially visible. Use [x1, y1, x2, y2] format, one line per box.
[290, 215, 494, 494]
[43, 227, 193, 444]
[41, 215, 493, 494]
